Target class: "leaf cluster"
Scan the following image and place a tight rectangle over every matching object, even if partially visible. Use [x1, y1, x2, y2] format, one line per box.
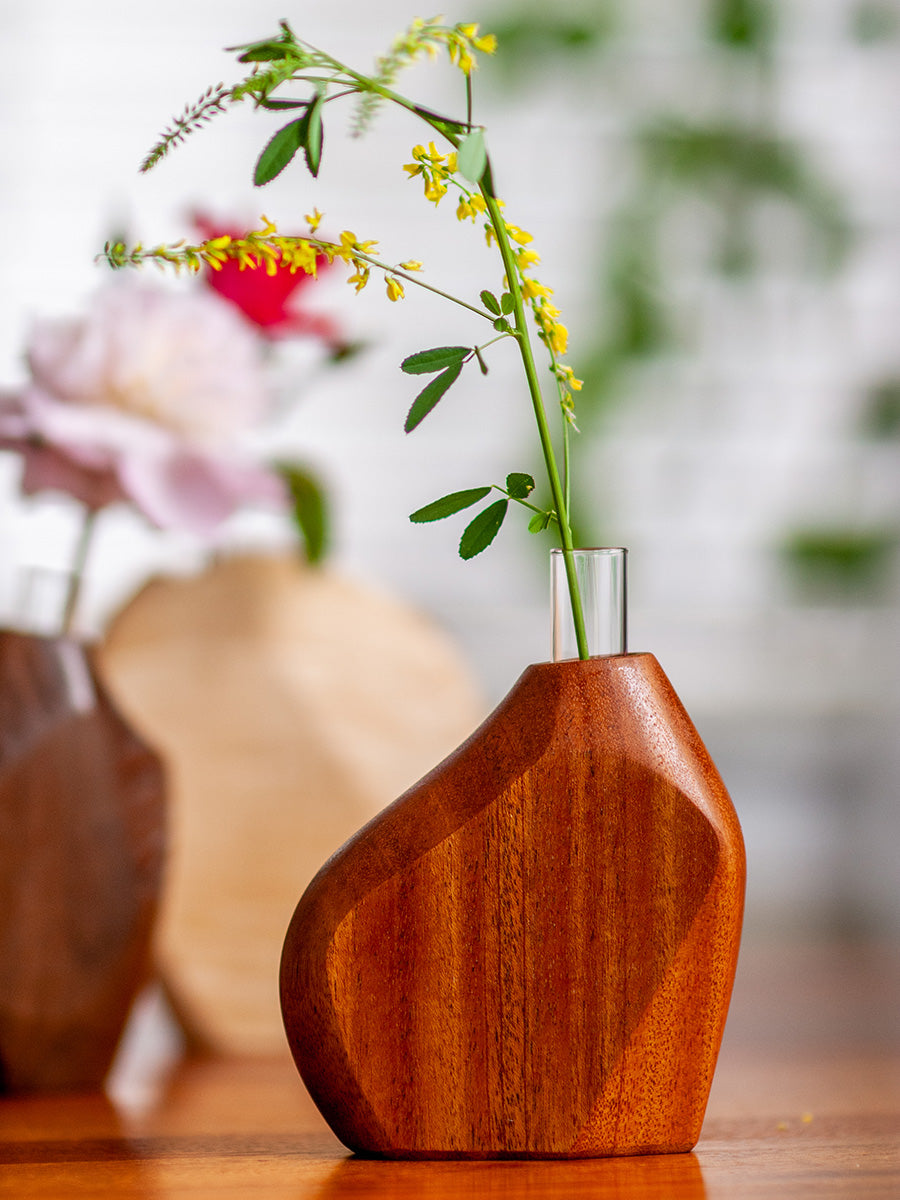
[410, 472, 546, 559]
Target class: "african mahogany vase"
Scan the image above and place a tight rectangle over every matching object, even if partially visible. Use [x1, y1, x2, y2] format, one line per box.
[280, 551, 745, 1158]
[0, 632, 165, 1091]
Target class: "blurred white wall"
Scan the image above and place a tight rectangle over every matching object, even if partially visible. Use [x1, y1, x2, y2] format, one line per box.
[1, 0, 899, 941]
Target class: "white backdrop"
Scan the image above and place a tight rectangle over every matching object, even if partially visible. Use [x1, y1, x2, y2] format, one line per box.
[2, 0, 899, 938]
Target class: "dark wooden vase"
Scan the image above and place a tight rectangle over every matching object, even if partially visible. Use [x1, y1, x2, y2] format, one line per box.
[280, 651, 745, 1158]
[0, 631, 166, 1092]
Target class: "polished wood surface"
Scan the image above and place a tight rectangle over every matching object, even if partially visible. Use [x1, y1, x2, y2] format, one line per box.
[281, 655, 745, 1157]
[0, 633, 165, 1093]
[0, 943, 897, 1197]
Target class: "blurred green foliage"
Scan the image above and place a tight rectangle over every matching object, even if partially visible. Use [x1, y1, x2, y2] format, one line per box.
[862, 378, 900, 438]
[483, 0, 893, 575]
[483, 3, 616, 81]
[708, 0, 775, 52]
[851, 1, 900, 42]
[278, 464, 330, 564]
[781, 529, 897, 600]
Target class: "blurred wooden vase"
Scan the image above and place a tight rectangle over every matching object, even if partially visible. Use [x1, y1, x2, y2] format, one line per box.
[96, 553, 485, 1053]
[0, 628, 165, 1092]
[280, 549, 746, 1158]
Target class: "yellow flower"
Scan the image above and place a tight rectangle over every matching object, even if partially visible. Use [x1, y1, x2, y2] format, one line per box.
[505, 223, 534, 246]
[457, 22, 478, 38]
[517, 247, 541, 269]
[521, 277, 553, 301]
[385, 276, 405, 301]
[549, 322, 568, 354]
[399, 260, 423, 271]
[305, 208, 323, 233]
[339, 230, 378, 260]
[281, 239, 319, 276]
[473, 33, 497, 54]
[557, 364, 583, 391]
[424, 178, 448, 204]
[346, 264, 370, 292]
[456, 194, 486, 222]
[534, 301, 568, 354]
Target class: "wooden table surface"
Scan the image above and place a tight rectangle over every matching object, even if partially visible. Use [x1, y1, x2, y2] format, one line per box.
[1, 941, 898, 1198]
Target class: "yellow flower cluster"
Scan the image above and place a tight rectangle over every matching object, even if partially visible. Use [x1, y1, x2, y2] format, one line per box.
[123, 217, 324, 278]
[390, 17, 497, 76]
[456, 193, 487, 223]
[447, 22, 498, 74]
[488, 221, 579, 385]
[110, 213, 416, 307]
[500, 226, 583, 407]
[401, 138, 583, 408]
[404, 142, 459, 204]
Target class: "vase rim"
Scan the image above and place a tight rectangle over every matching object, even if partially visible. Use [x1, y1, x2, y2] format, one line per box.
[550, 546, 627, 555]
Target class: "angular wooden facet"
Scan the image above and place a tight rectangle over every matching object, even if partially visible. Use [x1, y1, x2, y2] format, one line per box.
[280, 653, 745, 1158]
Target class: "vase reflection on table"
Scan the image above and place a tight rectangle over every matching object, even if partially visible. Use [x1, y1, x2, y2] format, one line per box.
[280, 548, 746, 1159]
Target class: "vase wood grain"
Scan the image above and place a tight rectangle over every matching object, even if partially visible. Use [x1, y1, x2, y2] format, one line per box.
[0, 632, 165, 1092]
[280, 652, 745, 1158]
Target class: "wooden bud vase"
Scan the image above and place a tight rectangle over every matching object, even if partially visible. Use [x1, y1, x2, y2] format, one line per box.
[280, 554, 745, 1158]
[0, 631, 165, 1091]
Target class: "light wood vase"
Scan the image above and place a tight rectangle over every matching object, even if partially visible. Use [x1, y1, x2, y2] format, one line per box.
[280, 552, 745, 1158]
[96, 553, 485, 1053]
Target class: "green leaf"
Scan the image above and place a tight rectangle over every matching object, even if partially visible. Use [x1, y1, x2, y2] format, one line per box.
[506, 472, 535, 499]
[303, 93, 324, 176]
[459, 499, 508, 559]
[480, 290, 501, 315]
[278, 463, 329, 563]
[258, 98, 308, 111]
[400, 346, 469, 375]
[409, 486, 491, 523]
[254, 118, 305, 185]
[492, 317, 511, 333]
[528, 510, 552, 533]
[404, 363, 463, 432]
[457, 128, 487, 183]
[237, 41, 293, 63]
[500, 292, 515, 314]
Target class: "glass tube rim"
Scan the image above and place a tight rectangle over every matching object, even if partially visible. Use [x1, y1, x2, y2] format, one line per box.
[550, 546, 628, 556]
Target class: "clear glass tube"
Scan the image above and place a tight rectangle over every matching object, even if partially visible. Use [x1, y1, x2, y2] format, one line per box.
[551, 547, 627, 661]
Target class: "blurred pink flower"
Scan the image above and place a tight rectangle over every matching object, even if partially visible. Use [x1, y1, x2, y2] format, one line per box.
[0, 283, 287, 535]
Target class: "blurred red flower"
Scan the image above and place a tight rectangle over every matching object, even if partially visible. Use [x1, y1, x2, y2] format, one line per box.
[194, 214, 349, 354]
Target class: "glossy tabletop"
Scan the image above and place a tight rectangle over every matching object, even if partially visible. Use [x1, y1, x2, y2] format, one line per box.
[1, 941, 898, 1199]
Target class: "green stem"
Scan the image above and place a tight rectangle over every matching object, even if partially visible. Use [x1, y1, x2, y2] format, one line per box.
[479, 186, 589, 659]
[62, 508, 98, 638]
[345, 249, 495, 321]
[563, 417, 571, 519]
